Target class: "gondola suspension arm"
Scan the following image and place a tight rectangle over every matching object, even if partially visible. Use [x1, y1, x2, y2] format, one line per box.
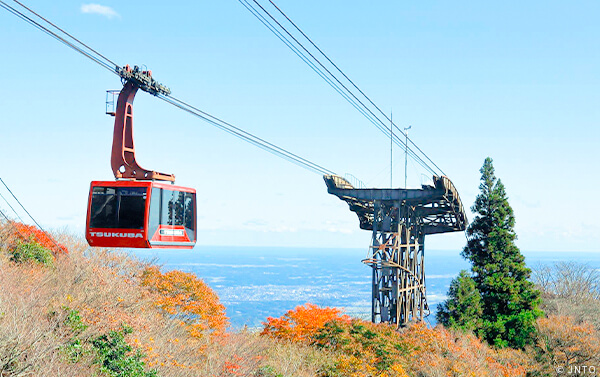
[110, 65, 175, 182]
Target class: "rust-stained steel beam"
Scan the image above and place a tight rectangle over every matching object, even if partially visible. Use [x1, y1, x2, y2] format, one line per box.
[324, 175, 467, 234]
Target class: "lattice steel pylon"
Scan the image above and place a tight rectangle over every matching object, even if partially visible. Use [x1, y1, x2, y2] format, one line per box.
[324, 175, 467, 328]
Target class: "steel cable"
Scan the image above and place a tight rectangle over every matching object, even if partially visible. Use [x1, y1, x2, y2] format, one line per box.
[243, 0, 444, 176]
[0, 190, 26, 224]
[0, 0, 117, 75]
[0, 177, 63, 251]
[240, 0, 431, 172]
[3, 0, 443, 180]
[238, 0, 390, 138]
[158, 94, 336, 176]
[251, 0, 438, 176]
[266, 0, 446, 176]
[246, 0, 392, 135]
[0, 207, 30, 242]
[12, 0, 119, 68]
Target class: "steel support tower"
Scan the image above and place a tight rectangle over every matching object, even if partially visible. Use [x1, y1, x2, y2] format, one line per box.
[324, 175, 467, 328]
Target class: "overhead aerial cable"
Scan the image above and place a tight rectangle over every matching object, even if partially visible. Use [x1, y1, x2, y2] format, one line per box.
[11, 0, 118, 68]
[0, 177, 52, 239]
[237, 0, 390, 139]
[0, 0, 115, 74]
[1, 0, 336, 177]
[241, 0, 438, 176]
[156, 94, 335, 176]
[240, 0, 446, 177]
[0, 190, 26, 224]
[265, 0, 446, 177]
[0, 177, 64, 251]
[0, 206, 30, 242]
[242, 0, 439, 176]
[246, 0, 398, 140]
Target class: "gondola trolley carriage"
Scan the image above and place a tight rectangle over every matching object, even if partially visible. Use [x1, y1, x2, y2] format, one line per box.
[86, 65, 197, 249]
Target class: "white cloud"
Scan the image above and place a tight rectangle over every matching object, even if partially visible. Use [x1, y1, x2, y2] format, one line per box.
[80, 3, 120, 19]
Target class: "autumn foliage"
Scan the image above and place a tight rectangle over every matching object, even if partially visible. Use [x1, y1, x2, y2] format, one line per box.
[4, 221, 68, 256]
[261, 303, 350, 342]
[141, 266, 228, 337]
[262, 304, 531, 377]
[536, 315, 600, 372]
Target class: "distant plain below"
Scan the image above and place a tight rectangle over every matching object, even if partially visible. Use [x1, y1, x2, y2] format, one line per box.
[132, 246, 600, 328]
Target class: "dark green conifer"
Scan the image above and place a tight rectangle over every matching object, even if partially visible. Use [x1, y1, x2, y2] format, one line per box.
[440, 157, 542, 348]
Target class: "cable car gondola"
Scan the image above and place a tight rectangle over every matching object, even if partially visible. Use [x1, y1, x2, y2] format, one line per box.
[86, 66, 197, 249]
[87, 181, 196, 248]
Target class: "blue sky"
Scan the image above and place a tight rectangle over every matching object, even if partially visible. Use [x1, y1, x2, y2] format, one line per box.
[0, 1, 598, 252]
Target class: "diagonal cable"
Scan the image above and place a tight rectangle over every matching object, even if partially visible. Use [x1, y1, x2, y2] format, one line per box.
[244, 0, 445, 176]
[0, 177, 63, 250]
[266, 0, 446, 176]
[240, 0, 437, 176]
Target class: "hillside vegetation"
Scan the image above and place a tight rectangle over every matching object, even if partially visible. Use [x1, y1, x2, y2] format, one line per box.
[1, 220, 599, 376]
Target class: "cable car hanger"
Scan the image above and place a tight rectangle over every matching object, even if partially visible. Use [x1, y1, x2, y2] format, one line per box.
[111, 65, 175, 182]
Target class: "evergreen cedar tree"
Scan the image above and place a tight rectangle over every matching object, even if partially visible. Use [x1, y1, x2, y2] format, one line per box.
[436, 157, 542, 349]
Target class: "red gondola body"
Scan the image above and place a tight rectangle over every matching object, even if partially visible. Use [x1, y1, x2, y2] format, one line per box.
[86, 66, 197, 249]
[86, 181, 196, 249]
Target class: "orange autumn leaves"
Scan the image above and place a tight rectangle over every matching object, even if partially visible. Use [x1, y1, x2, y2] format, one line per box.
[8, 221, 68, 255]
[141, 266, 228, 337]
[261, 303, 529, 377]
[536, 315, 600, 369]
[262, 303, 350, 341]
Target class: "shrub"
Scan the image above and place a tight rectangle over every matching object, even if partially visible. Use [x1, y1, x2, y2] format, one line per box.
[436, 270, 483, 331]
[91, 325, 158, 377]
[536, 315, 600, 372]
[6, 221, 68, 256]
[262, 303, 350, 342]
[60, 306, 90, 362]
[263, 304, 530, 376]
[313, 319, 529, 377]
[10, 239, 54, 265]
[62, 306, 89, 336]
[314, 320, 407, 376]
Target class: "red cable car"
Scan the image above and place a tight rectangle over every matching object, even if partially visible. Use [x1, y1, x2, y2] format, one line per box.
[86, 66, 197, 249]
